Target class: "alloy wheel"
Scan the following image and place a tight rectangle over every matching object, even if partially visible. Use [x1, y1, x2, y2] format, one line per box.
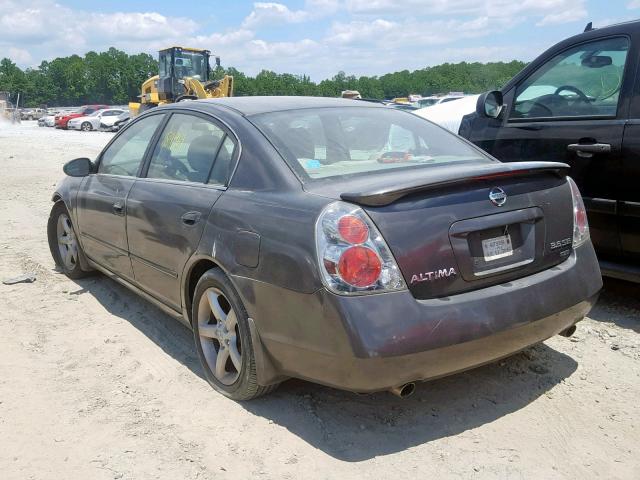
[56, 213, 78, 270]
[197, 287, 242, 385]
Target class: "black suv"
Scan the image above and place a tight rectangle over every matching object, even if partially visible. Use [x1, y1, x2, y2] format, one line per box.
[459, 20, 640, 281]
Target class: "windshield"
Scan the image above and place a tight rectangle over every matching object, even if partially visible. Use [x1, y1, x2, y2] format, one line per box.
[251, 107, 490, 182]
[174, 51, 207, 80]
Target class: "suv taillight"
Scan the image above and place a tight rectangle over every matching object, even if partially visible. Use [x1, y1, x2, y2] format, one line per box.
[568, 177, 589, 247]
[315, 201, 406, 295]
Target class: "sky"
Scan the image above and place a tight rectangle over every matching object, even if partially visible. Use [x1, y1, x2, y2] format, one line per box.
[0, 0, 638, 80]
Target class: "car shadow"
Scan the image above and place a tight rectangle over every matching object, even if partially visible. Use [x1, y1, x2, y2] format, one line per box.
[72, 274, 578, 462]
[587, 278, 640, 333]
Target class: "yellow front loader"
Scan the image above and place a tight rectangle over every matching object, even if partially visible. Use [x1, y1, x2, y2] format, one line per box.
[130, 46, 233, 116]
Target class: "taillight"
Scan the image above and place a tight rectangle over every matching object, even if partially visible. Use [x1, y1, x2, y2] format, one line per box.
[316, 201, 406, 295]
[568, 177, 589, 247]
[337, 215, 369, 244]
[338, 246, 381, 287]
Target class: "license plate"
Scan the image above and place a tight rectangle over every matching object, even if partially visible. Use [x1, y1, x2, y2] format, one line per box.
[482, 234, 513, 261]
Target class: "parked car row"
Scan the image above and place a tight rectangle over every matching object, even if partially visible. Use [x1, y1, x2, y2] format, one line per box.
[38, 105, 131, 132]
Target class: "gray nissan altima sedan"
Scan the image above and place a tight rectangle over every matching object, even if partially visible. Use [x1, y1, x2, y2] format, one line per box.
[48, 96, 602, 400]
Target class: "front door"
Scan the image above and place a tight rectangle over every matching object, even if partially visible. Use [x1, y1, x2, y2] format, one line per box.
[76, 113, 165, 279]
[479, 36, 632, 258]
[126, 112, 237, 309]
[620, 73, 640, 261]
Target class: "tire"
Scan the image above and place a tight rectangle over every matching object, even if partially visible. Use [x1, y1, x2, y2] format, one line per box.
[81, 122, 92, 131]
[47, 202, 92, 279]
[192, 268, 278, 400]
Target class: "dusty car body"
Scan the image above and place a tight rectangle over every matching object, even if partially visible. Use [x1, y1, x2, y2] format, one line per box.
[48, 97, 602, 400]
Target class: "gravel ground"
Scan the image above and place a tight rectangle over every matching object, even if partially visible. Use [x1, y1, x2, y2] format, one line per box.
[0, 121, 639, 479]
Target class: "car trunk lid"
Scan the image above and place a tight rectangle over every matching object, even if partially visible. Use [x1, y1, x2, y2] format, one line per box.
[315, 161, 574, 299]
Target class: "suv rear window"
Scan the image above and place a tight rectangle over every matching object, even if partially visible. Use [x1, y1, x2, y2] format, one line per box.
[251, 107, 489, 182]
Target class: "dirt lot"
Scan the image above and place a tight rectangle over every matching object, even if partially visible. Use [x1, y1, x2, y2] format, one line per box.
[0, 120, 639, 479]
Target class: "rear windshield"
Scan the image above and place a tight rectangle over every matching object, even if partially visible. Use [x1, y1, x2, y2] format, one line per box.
[251, 107, 491, 182]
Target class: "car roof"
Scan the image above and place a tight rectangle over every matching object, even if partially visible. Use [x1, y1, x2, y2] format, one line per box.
[188, 96, 387, 116]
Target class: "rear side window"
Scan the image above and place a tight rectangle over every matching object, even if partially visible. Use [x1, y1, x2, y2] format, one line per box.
[251, 107, 488, 182]
[99, 114, 164, 176]
[146, 113, 230, 183]
[208, 136, 235, 185]
[512, 36, 630, 119]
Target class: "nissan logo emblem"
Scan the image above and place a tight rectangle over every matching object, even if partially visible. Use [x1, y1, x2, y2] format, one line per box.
[489, 187, 507, 206]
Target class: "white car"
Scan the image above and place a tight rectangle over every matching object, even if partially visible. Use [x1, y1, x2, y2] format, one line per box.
[415, 93, 466, 108]
[415, 95, 480, 133]
[67, 108, 125, 131]
[40, 114, 57, 127]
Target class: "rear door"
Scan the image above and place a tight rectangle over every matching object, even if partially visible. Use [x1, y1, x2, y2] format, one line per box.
[484, 35, 634, 258]
[76, 113, 165, 280]
[125, 111, 237, 309]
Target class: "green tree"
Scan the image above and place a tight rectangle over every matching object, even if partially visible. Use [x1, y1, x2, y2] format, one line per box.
[0, 49, 527, 107]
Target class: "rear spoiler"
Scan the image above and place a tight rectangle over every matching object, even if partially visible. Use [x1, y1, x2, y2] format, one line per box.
[340, 161, 569, 207]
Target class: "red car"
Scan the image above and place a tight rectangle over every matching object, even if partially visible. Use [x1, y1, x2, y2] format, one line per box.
[55, 105, 108, 129]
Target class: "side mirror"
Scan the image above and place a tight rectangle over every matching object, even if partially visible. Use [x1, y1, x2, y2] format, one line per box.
[63, 158, 94, 177]
[476, 90, 504, 119]
[215, 56, 221, 67]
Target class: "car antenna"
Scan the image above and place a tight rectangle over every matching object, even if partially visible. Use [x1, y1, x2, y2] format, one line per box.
[584, 21, 593, 32]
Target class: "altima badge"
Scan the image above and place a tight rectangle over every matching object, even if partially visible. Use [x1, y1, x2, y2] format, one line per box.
[489, 187, 507, 206]
[410, 268, 457, 284]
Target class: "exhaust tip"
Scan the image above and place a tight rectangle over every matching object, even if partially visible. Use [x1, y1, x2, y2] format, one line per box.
[390, 382, 415, 398]
[560, 325, 577, 337]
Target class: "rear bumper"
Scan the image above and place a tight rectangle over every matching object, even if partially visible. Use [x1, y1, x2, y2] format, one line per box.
[232, 242, 602, 392]
[261, 295, 596, 392]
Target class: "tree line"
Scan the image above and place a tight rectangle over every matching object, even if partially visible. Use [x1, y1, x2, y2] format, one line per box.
[0, 47, 527, 107]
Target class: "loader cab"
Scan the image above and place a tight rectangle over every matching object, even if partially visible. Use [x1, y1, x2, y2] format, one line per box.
[157, 47, 212, 101]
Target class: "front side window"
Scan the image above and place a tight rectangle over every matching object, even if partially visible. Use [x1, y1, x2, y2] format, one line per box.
[146, 113, 227, 183]
[251, 107, 489, 182]
[99, 114, 164, 176]
[512, 37, 629, 120]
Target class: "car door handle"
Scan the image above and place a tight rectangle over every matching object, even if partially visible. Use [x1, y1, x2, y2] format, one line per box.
[181, 211, 202, 226]
[567, 143, 611, 158]
[112, 201, 124, 215]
